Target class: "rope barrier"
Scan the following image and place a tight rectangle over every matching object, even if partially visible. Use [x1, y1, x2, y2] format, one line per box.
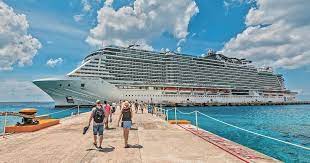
[174, 108, 310, 151]
[177, 110, 196, 115]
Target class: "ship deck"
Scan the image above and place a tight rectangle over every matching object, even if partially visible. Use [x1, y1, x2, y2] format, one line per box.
[0, 109, 280, 162]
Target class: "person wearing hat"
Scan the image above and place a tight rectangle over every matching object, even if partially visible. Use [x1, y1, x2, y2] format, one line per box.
[87, 100, 107, 149]
[117, 101, 133, 148]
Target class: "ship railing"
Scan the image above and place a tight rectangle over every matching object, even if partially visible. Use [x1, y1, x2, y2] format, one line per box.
[158, 107, 310, 151]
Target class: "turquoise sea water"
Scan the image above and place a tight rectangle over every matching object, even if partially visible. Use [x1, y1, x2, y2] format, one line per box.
[165, 105, 310, 162]
[0, 102, 92, 134]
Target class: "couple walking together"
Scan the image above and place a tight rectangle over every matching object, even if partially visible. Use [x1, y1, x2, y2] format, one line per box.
[87, 100, 133, 149]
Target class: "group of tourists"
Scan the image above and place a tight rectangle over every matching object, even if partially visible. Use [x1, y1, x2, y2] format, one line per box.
[134, 100, 146, 114]
[85, 99, 157, 149]
[85, 100, 133, 149]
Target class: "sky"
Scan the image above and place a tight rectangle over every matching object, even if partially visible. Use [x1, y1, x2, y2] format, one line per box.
[0, 0, 309, 102]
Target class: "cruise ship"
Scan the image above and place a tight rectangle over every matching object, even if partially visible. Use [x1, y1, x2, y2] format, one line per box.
[33, 45, 297, 106]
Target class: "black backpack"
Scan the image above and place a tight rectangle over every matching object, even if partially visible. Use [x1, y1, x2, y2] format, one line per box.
[93, 108, 104, 123]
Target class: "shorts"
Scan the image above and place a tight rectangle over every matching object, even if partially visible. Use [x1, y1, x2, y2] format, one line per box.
[122, 121, 132, 129]
[93, 125, 104, 136]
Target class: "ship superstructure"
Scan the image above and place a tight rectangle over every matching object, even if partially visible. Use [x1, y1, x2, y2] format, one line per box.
[33, 45, 296, 106]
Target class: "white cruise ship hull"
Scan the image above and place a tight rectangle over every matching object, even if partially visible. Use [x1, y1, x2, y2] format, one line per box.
[33, 77, 294, 107]
[33, 77, 122, 106]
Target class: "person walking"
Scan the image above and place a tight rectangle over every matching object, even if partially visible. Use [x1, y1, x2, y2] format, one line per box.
[87, 100, 107, 149]
[112, 102, 116, 114]
[134, 100, 139, 113]
[140, 101, 144, 114]
[117, 101, 133, 148]
[103, 101, 111, 129]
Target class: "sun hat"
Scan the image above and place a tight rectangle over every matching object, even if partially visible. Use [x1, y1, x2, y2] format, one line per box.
[96, 100, 101, 104]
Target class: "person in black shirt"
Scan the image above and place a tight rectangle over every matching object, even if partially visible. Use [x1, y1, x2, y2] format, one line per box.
[117, 101, 133, 148]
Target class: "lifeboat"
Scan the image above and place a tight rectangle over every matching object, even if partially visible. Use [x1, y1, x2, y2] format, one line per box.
[179, 88, 192, 92]
[194, 88, 205, 92]
[164, 87, 177, 91]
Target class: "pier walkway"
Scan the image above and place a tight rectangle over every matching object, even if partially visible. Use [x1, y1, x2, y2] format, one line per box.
[0, 109, 278, 162]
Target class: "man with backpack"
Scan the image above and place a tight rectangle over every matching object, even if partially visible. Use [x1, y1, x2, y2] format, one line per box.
[88, 100, 107, 149]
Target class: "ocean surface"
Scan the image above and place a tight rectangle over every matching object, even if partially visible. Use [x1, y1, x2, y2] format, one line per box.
[165, 105, 310, 163]
[0, 102, 92, 134]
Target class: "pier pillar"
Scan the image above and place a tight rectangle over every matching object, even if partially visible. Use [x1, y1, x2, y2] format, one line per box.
[195, 111, 198, 131]
[174, 107, 177, 125]
[3, 112, 7, 137]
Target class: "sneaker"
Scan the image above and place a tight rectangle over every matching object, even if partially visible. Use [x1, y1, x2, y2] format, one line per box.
[83, 126, 89, 135]
[93, 142, 97, 148]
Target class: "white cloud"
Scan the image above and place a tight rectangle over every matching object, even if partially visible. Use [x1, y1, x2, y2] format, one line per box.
[223, 0, 254, 9]
[86, 0, 199, 50]
[46, 58, 63, 68]
[46, 40, 53, 44]
[176, 47, 182, 53]
[222, 0, 310, 69]
[104, 0, 114, 7]
[177, 38, 186, 47]
[73, 14, 84, 22]
[0, 1, 41, 71]
[75, 0, 104, 23]
[82, 0, 92, 12]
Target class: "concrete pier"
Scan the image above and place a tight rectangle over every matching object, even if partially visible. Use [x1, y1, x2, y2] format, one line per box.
[0, 109, 280, 162]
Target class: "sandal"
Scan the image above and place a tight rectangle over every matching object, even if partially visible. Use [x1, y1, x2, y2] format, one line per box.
[93, 142, 97, 148]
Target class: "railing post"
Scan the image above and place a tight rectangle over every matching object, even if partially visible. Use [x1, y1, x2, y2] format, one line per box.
[174, 107, 177, 125]
[195, 111, 198, 131]
[166, 110, 169, 121]
[77, 105, 80, 115]
[3, 112, 7, 138]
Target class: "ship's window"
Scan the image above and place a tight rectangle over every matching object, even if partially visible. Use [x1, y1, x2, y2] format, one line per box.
[81, 83, 85, 88]
[68, 84, 70, 87]
[59, 84, 62, 87]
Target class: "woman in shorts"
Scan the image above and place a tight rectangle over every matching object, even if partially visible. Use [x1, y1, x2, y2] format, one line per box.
[117, 101, 133, 148]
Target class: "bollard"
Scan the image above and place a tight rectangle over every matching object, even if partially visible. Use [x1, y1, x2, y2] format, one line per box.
[195, 111, 198, 131]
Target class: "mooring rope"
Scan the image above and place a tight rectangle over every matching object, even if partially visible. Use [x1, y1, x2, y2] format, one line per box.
[175, 108, 310, 151]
